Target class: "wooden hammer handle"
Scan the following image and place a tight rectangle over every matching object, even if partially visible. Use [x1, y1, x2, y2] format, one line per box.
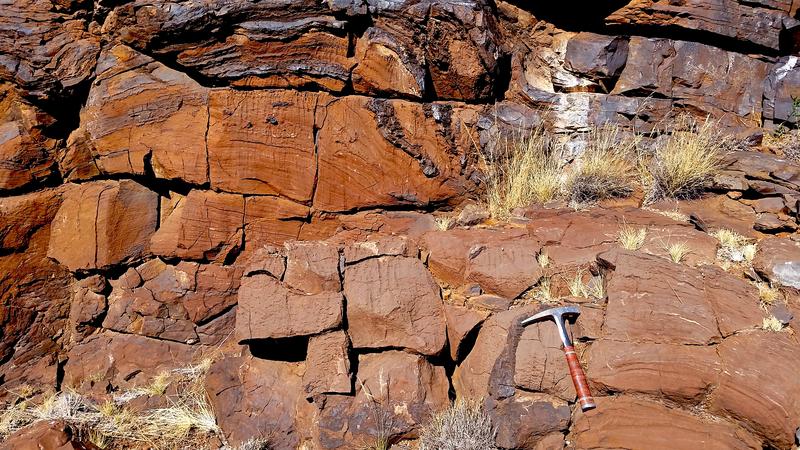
[564, 345, 596, 411]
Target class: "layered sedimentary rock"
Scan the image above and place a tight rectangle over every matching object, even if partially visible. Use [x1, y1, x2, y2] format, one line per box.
[4, 0, 800, 449]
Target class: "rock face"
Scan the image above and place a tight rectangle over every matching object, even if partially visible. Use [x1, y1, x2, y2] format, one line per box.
[5, 1, 800, 449]
[48, 180, 158, 271]
[344, 256, 446, 355]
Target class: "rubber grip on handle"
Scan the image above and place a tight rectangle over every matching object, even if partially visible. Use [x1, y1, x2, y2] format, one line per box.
[564, 345, 596, 411]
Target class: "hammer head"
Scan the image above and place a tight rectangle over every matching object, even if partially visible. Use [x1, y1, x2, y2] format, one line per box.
[520, 305, 580, 326]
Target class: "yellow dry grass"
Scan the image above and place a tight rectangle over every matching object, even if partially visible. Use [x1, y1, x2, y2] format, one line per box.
[537, 252, 550, 269]
[665, 241, 691, 263]
[756, 282, 781, 307]
[435, 216, 455, 231]
[483, 126, 563, 219]
[0, 360, 221, 449]
[617, 224, 647, 251]
[762, 316, 783, 332]
[711, 229, 757, 264]
[565, 125, 639, 204]
[418, 399, 496, 450]
[646, 115, 727, 201]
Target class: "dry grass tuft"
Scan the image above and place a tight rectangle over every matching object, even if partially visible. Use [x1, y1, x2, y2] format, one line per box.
[483, 126, 563, 219]
[568, 271, 587, 298]
[586, 275, 605, 299]
[712, 229, 757, 264]
[435, 216, 455, 231]
[537, 252, 550, 269]
[238, 438, 273, 450]
[762, 316, 784, 332]
[418, 399, 496, 450]
[645, 115, 728, 202]
[664, 241, 691, 263]
[0, 361, 220, 449]
[756, 282, 781, 307]
[565, 125, 639, 204]
[142, 370, 171, 397]
[617, 224, 647, 251]
[533, 277, 555, 304]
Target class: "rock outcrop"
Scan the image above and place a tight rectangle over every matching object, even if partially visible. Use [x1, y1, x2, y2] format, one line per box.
[3, 1, 800, 449]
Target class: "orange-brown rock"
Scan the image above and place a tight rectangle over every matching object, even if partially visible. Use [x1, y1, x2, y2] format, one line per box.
[514, 319, 577, 402]
[0, 421, 80, 450]
[178, 31, 354, 92]
[0, 85, 58, 190]
[422, 228, 529, 288]
[314, 97, 475, 212]
[317, 350, 449, 448]
[70, 46, 209, 184]
[465, 238, 542, 299]
[0, 188, 62, 251]
[352, 27, 426, 99]
[303, 330, 351, 397]
[753, 237, 800, 288]
[570, 396, 762, 449]
[342, 235, 416, 264]
[69, 275, 107, 340]
[48, 180, 158, 271]
[283, 241, 341, 294]
[453, 306, 536, 400]
[606, 0, 798, 51]
[63, 332, 195, 394]
[205, 356, 314, 448]
[244, 195, 310, 249]
[150, 190, 244, 261]
[102, 259, 240, 343]
[0, 225, 73, 397]
[588, 340, 722, 401]
[443, 303, 489, 361]
[235, 275, 342, 341]
[0, 0, 98, 100]
[343, 256, 446, 355]
[600, 250, 723, 344]
[207, 90, 322, 200]
[489, 392, 570, 449]
[711, 332, 800, 448]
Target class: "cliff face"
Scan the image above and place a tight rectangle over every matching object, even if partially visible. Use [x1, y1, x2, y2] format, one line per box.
[2, 1, 800, 449]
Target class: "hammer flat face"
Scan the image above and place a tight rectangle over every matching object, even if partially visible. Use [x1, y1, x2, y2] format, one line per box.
[520, 305, 580, 326]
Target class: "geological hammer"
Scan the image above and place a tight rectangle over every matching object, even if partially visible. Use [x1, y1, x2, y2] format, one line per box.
[521, 306, 596, 411]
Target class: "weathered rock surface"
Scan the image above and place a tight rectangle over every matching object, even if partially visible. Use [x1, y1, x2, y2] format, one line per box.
[570, 396, 762, 449]
[711, 333, 800, 448]
[68, 46, 209, 183]
[344, 256, 446, 355]
[0, 86, 59, 191]
[5, 1, 800, 448]
[753, 237, 800, 288]
[206, 356, 314, 448]
[150, 190, 244, 261]
[236, 275, 342, 341]
[48, 180, 158, 271]
[317, 351, 449, 448]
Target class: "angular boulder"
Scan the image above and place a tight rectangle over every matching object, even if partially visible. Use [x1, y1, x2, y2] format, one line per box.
[343, 256, 446, 355]
[711, 332, 800, 448]
[284, 241, 341, 294]
[465, 238, 543, 299]
[48, 180, 158, 271]
[570, 396, 762, 449]
[0, 85, 58, 191]
[70, 46, 209, 183]
[303, 330, 351, 397]
[150, 190, 244, 261]
[235, 275, 342, 341]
